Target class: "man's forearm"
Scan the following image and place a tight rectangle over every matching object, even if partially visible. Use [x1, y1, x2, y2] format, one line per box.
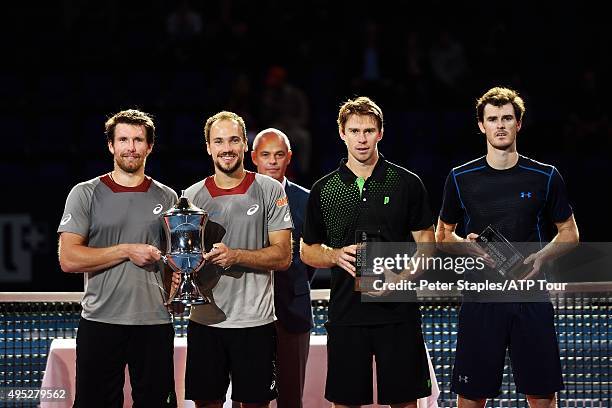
[396, 242, 437, 281]
[234, 244, 291, 271]
[394, 229, 436, 280]
[300, 242, 338, 269]
[435, 218, 483, 257]
[533, 228, 579, 263]
[59, 243, 129, 273]
[435, 230, 468, 253]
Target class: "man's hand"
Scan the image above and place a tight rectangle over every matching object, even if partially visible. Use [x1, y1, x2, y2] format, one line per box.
[332, 245, 357, 276]
[126, 244, 161, 267]
[464, 233, 495, 267]
[521, 252, 544, 280]
[521, 215, 579, 281]
[364, 267, 398, 298]
[204, 243, 237, 270]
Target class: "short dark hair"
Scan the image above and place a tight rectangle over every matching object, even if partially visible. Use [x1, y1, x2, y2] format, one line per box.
[204, 111, 247, 144]
[337, 96, 384, 133]
[476, 87, 525, 123]
[105, 109, 155, 145]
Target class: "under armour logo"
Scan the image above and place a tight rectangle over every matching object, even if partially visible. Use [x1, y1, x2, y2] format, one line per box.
[459, 375, 469, 383]
[520, 192, 532, 199]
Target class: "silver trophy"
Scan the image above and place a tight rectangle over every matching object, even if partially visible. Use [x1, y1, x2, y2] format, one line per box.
[161, 192, 209, 305]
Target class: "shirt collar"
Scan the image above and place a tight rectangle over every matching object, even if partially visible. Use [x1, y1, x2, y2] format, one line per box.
[338, 153, 387, 184]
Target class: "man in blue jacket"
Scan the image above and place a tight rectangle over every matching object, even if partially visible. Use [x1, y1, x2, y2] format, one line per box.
[252, 128, 315, 408]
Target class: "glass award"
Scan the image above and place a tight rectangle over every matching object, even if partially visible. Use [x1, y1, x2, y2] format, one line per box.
[476, 225, 529, 280]
[354, 229, 382, 292]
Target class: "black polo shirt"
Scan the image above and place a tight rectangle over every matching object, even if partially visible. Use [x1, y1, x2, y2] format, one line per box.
[303, 155, 433, 326]
[439, 155, 574, 301]
[440, 155, 573, 243]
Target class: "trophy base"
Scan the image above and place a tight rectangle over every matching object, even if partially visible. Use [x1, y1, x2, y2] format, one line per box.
[170, 296, 209, 306]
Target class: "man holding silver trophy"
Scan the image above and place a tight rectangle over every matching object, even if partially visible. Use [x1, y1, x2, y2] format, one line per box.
[179, 111, 293, 408]
[58, 109, 179, 407]
[436, 87, 579, 408]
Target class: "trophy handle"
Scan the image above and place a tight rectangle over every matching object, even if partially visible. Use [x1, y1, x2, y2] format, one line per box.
[160, 253, 184, 273]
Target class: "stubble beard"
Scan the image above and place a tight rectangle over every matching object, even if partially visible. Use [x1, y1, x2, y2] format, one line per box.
[215, 155, 243, 175]
[116, 156, 145, 174]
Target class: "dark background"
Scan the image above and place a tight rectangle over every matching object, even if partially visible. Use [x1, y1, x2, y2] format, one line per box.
[1, 1, 610, 291]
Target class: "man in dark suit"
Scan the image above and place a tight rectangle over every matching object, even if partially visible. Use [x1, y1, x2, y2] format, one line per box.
[252, 128, 315, 408]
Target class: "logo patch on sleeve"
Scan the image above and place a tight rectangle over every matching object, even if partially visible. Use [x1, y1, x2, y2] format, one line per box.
[276, 196, 289, 207]
[60, 214, 72, 225]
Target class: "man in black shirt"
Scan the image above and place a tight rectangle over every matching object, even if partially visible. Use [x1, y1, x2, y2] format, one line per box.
[301, 96, 435, 407]
[436, 87, 579, 408]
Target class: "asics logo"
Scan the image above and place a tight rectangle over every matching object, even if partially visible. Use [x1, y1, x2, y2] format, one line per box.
[153, 204, 163, 214]
[247, 204, 259, 216]
[60, 214, 72, 225]
[284, 212, 291, 222]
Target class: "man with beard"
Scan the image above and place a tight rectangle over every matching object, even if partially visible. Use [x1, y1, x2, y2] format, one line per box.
[182, 111, 293, 408]
[301, 97, 434, 407]
[58, 109, 178, 407]
[436, 87, 579, 408]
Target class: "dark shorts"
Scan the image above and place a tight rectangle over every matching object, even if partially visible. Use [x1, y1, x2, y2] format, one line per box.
[185, 321, 277, 404]
[452, 302, 564, 399]
[325, 318, 431, 405]
[74, 318, 176, 408]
